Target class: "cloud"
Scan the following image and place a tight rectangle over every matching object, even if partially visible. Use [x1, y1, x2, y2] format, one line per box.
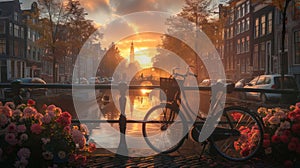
[110, 0, 184, 15]
[79, 0, 112, 14]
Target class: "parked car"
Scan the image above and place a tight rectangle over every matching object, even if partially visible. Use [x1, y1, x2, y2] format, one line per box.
[3, 77, 47, 100]
[199, 79, 216, 86]
[217, 79, 235, 86]
[88, 77, 101, 84]
[243, 74, 299, 103]
[74, 77, 89, 84]
[235, 77, 255, 88]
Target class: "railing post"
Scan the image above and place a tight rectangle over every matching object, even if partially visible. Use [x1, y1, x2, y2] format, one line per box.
[11, 80, 23, 106]
[116, 82, 128, 156]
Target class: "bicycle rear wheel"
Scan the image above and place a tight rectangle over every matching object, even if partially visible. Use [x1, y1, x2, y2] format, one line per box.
[210, 106, 263, 161]
[142, 103, 187, 154]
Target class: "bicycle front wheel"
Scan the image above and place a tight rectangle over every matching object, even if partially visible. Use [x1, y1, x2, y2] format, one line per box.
[142, 103, 187, 154]
[210, 106, 263, 161]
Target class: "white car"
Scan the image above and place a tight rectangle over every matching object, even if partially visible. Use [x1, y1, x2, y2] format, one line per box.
[243, 74, 298, 103]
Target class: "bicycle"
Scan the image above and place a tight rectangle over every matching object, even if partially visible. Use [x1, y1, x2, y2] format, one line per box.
[142, 67, 264, 161]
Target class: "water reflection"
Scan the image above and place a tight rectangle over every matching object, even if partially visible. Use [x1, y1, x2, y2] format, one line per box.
[100, 89, 160, 122]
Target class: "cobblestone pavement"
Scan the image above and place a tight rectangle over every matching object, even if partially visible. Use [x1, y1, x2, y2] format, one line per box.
[86, 140, 281, 168]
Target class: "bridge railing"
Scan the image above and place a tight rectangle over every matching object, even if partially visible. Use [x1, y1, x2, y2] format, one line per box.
[0, 81, 299, 155]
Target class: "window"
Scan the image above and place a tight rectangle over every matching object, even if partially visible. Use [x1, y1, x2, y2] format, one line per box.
[261, 15, 266, 36]
[241, 4, 245, 17]
[246, 17, 250, 30]
[14, 12, 18, 22]
[0, 21, 5, 34]
[255, 18, 259, 38]
[236, 7, 240, 19]
[9, 23, 13, 35]
[260, 42, 266, 70]
[246, 1, 250, 14]
[241, 58, 246, 73]
[0, 39, 6, 54]
[241, 38, 245, 53]
[245, 36, 250, 52]
[241, 19, 245, 32]
[237, 39, 240, 54]
[253, 44, 259, 70]
[295, 31, 300, 64]
[14, 25, 19, 37]
[236, 22, 240, 34]
[230, 27, 233, 38]
[268, 12, 272, 34]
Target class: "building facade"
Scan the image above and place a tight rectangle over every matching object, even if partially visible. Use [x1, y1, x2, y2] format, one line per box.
[223, 0, 252, 81]
[0, 0, 27, 82]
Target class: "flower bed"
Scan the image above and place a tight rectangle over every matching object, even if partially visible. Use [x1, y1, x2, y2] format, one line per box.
[258, 103, 300, 168]
[0, 100, 95, 167]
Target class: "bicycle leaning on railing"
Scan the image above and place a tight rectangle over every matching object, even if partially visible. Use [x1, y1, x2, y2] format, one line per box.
[142, 67, 264, 161]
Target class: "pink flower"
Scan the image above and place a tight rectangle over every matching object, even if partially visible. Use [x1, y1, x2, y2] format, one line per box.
[30, 123, 43, 134]
[20, 133, 28, 141]
[17, 125, 27, 133]
[17, 148, 31, 159]
[23, 107, 37, 118]
[7, 123, 17, 133]
[42, 114, 51, 124]
[268, 116, 280, 125]
[46, 105, 56, 112]
[5, 133, 18, 145]
[72, 129, 86, 149]
[4, 102, 15, 110]
[0, 106, 12, 117]
[12, 110, 22, 117]
[56, 112, 72, 126]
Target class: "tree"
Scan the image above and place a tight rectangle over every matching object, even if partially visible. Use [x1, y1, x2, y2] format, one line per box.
[155, 0, 213, 80]
[29, 0, 97, 83]
[98, 42, 123, 77]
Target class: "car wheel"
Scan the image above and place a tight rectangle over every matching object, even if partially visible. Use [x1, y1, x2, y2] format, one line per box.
[260, 93, 267, 103]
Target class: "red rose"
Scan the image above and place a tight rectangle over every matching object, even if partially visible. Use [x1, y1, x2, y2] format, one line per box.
[27, 99, 36, 106]
[288, 142, 297, 151]
[284, 160, 293, 168]
[271, 135, 281, 143]
[292, 123, 300, 135]
[240, 147, 250, 157]
[288, 111, 298, 120]
[263, 139, 271, 148]
[294, 115, 300, 123]
[290, 137, 300, 144]
[295, 102, 300, 109]
[280, 135, 289, 144]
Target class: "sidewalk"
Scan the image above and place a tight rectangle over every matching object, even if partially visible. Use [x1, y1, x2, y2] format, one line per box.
[87, 139, 281, 168]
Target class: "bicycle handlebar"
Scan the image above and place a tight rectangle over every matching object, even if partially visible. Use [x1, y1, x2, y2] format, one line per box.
[171, 66, 197, 79]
